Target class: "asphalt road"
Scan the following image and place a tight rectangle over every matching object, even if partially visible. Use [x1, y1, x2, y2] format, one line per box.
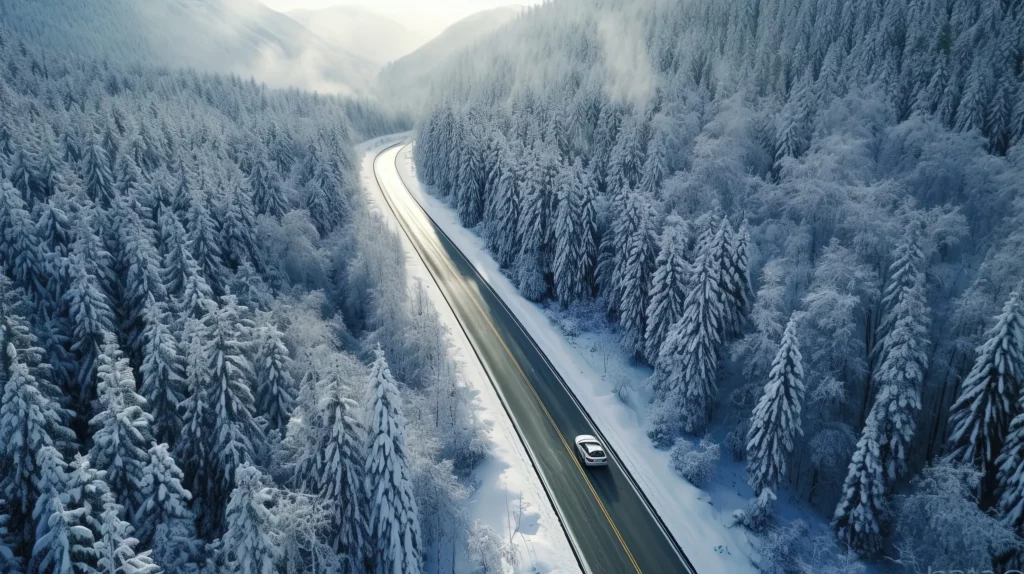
[372, 143, 696, 574]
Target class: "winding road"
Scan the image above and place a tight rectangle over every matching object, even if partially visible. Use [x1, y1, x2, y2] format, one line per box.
[372, 143, 696, 574]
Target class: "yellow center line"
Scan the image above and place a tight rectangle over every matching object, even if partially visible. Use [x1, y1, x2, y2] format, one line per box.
[465, 294, 643, 574]
[376, 145, 642, 574]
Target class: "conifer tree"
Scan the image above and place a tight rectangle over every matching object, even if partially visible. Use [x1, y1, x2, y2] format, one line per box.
[456, 142, 484, 226]
[134, 443, 193, 547]
[140, 301, 185, 445]
[638, 133, 667, 196]
[722, 221, 752, 339]
[643, 220, 689, 363]
[185, 191, 227, 297]
[112, 202, 165, 367]
[248, 152, 287, 219]
[491, 152, 521, 269]
[89, 339, 153, 512]
[746, 317, 805, 496]
[514, 154, 550, 301]
[0, 500, 17, 573]
[94, 494, 158, 574]
[617, 191, 658, 358]
[947, 285, 1024, 504]
[319, 381, 366, 567]
[220, 180, 259, 271]
[63, 453, 111, 540]
[0, 181, 48, 307]
[876, 227, 925, 360]
[553, 158, 596, 306]
[833, 421, 886, 555]
[651, 234, 724, 440]
[82, 139, 114, 209]
[253, 324, 295, 431]
[221, 464, 282, 574]
[180, 297, 261, 535]
[873, 270, 929, 483]
[0, 346, 73, 552]
[364, 348, 421, 574]
[305, 162, 345, 238]
[29, 447, 98, 574]
[176, 319, 212, 532]
[65, 251, 115, 409]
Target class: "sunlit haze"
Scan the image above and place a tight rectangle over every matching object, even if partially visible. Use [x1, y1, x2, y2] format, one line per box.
[258, 0, 540, 36]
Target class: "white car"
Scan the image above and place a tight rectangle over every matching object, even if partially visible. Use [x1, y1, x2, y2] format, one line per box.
[574, 434, 608, 467]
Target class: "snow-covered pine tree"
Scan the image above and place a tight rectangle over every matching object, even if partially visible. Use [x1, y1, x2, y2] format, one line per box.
[248, 151, 287, 220]
[89, 338, 153, 512]
[617, 191, 658, 358]
[158, 209, 190, 299]
[746, 316, 805, 496]
[0, 499, 17, 573]
[220, 178, 259, 271]
[140, 301, 185, 445]
[112, 200, 165, 368]
[179, 263, 217, 321]
[185, 190, 228, 297]
[514, 152, 551, 301]
[456, 137, 484, 227]
[221, 463, 282, 574]
[82, 138, 114, 209]
[643, 219, 689, 364]
[134, 443, 192, 547]
[113, 153, 144, 203]
[638, 132, 667, 197]
[364, 348, 421, 574]
[176, 319, 211, 516]
[0, 346, 73, 553]
[873, 270, 929, 483]
[833, 421, 886, 555]
[305, 159, 345, 238]
[491, 148, 521, 269]
[875, 226, 925, 361]
[553, 158, 596, 306]
[947, 285, 1024, 505]
[651, 228, 725, 440]
[253, 323, 295, 432]
[65, 249, 115, 408]
[319, 380, 366, 567]
[63, 452, 111, 542]
[0, 181, 49, 308]
[722, 220, 753, 339]
[94, 494, 158, 574]
[29, 446, 97, 573]
[7, 143, 38, 204]
[202, 296, 262, 531]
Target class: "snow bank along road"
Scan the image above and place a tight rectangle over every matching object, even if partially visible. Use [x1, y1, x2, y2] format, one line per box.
[373, 143, 697, 574]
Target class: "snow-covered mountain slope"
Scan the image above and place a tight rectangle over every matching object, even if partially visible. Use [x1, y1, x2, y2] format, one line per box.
[376, 6, 522, 110]
[288, 5, 428, 66]
[0, 0, 377, 94]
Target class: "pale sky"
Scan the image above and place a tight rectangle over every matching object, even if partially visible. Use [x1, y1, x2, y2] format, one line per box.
[259, 0, 541, 37]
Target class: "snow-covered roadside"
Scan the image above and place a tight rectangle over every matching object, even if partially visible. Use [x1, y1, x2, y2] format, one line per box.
[391, 143, 760, 574]
[357, 136, 580, 574]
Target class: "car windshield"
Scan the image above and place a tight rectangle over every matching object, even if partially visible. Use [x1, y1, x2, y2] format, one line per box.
[584, 444, 605, 457]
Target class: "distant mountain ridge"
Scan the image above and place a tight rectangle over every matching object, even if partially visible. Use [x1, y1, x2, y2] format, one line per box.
[377, 6, 523, 111]
[288, 5, 428, 66]
[0, 0, 377, 94]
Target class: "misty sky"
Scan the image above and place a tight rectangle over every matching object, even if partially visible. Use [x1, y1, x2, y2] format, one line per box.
[259, 0, 542, 36]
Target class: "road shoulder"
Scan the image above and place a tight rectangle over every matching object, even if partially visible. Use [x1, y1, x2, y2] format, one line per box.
[357, 137, 581, 574]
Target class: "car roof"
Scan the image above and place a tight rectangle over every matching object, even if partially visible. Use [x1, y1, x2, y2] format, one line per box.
[584, 444, 605, 455]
